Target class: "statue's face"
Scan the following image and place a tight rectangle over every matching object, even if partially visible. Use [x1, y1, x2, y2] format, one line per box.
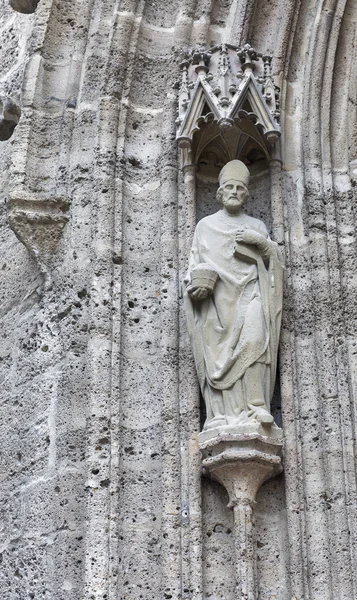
[220, 179, 247, 213]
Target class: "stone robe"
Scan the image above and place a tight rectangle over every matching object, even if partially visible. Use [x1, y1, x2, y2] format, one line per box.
[184, 209, 284, 428]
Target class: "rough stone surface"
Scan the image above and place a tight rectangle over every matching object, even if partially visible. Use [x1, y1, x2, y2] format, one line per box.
[0, 0, 357, 599]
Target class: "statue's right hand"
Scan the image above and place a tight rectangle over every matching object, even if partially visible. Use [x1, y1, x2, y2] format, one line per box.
[188, 286, 212, 301]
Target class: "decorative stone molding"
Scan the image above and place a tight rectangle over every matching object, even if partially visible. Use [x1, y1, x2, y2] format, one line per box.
[200, 433, 283, 599]
[0, 97, 21, 141]
[8, 192, 70, 287]
[9, 0, 40, 13]
[176, 44, 281, 174]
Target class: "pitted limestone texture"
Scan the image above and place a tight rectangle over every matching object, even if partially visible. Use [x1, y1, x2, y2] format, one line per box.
[1, 0, 357, 598]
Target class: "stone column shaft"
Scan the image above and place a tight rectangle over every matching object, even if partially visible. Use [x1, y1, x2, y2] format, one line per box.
[233, 501, 256, 600]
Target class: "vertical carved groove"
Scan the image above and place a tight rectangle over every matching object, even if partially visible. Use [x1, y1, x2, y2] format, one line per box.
[302, 1, 354, 598]
[179, 164, 201, 599]
[158, 100, 181, 599]
[233, 502, 256, 600]
[108, 2, 146, 597]
[276, 0, 357, 597]
[81, 0, 129, 595]
[269, 159, 284, 243]
[190, 0, 215, 46]
[178, 165, 202, 599]
[319, 2, 355, 597]
[330, 1, 357, 595]
[224, 0, 257, 45]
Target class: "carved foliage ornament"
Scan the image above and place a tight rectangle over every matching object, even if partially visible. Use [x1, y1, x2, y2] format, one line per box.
[176, 44, 281, 172]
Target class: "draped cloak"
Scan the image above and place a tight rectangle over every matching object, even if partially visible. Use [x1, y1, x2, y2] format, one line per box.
[184, 210, 284, 406]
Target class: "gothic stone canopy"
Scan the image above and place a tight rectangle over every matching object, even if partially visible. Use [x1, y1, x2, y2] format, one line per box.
[176, 44, 281, 176]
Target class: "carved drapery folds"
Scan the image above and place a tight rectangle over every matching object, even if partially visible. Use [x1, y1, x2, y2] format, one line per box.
[0, 97, 21, 141]
[176, 44, 280, 175]
[9, 0, 40, 14]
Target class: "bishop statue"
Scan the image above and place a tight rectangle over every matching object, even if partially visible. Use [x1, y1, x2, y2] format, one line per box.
[184, 160, 284, 436]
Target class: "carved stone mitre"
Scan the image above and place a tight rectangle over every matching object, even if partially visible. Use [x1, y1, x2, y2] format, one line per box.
[219, 159, 250, 187]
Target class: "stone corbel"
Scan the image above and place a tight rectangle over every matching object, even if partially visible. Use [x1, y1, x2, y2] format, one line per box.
[8, 192, 70, 288]
[200, 433, 283, 599]
[9, 0, 40, 13]
[0, 97, 21, 141]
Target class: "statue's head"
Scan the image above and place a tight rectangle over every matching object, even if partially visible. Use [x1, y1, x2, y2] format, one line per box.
[217, 160, 250, 214]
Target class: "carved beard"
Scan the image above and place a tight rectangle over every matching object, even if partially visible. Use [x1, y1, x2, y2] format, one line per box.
[221, 196, 245, 212]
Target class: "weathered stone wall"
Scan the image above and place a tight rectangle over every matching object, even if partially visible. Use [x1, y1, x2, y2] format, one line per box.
[0, 0, 357, 598]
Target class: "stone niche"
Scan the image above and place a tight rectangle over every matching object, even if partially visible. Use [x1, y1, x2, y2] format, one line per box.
[196, 170, 288, 599]
[178, 44, 289, 599]
[196, 169, 288, 600]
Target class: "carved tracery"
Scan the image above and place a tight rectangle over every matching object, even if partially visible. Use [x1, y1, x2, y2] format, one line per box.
[176, 44, 281, 174]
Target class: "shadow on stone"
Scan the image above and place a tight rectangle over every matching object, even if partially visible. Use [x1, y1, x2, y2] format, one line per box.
[9, 0, 39, 14]
[0, 97, 21, 141]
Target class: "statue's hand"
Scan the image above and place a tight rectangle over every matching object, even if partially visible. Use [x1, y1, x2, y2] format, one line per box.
[235, 229, 271, 257]
[235, 229, 264, 246]
[188, 286, 212, 301]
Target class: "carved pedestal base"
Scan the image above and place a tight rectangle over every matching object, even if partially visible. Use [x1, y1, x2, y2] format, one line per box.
[200, 433, 283, 600]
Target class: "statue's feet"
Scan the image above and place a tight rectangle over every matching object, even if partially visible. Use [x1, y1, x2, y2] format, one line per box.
[253, 408, 274, 425]
[204, 416, 227, 430]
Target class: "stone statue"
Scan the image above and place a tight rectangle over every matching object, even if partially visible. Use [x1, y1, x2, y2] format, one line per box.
[184, 160, 284, 438]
